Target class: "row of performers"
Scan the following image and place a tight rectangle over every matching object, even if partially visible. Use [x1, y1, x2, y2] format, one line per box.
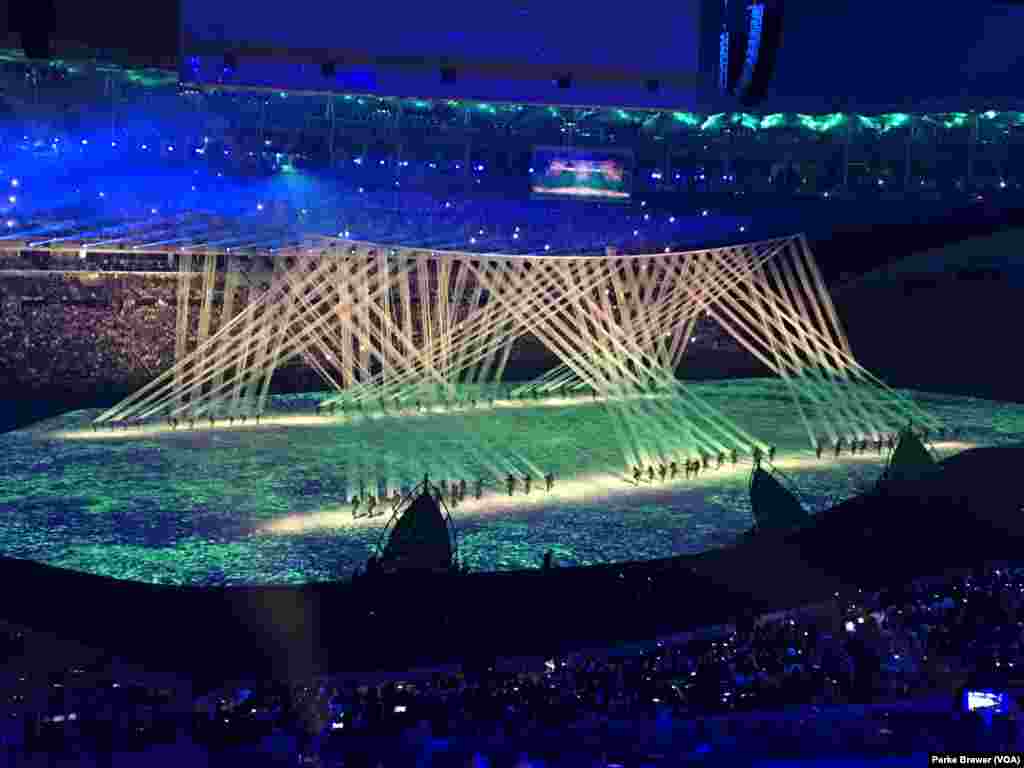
[349, 472, 558, 518]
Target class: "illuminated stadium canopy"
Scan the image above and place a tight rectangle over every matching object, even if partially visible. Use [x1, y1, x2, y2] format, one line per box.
[178, 1, 708, 110]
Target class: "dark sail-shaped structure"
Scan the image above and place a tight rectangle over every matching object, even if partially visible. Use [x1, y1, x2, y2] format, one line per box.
[749, 466, 807, 533]
[377, 488, 456, 574]
[879, 428, 937, 488]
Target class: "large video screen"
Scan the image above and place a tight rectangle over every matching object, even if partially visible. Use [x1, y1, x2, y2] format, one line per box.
[530, 147, 633, 202]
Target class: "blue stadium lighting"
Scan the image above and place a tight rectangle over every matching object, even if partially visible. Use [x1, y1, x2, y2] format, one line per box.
[650, 172, 661, 180]
[379, 160, 385, 166]
[823, 192, 830, 198]
[544, 244, 550, 251]
[142, 144, 148, 150]
[669, 216, 675, 223]
[10, 179, 18, 187]
[257, 203, 264, 211]
[529, 167, 534, 174]
[8, 195, 15, 204]
[98, 192, 104, 198]
[1001, 180, 1008, 188]
[81, 139, 88, 145]
[698, 174, 705, 181]
[354, 158, 362, 165]
[429, 163, 436, 169]
[151, 209, 157, 214]
[359, 188, 364, 193]
[640, 201, 646, 207]
[740, 226, 746, 232]
[633, 230, 639, 236]
[111, 141, 117, 148]
[470, 237, 476, 244]
[513, 233, 519, 239]
[6, 220, 13, 228]
[644, 214, 650, 220]
[701, 210, 708, 216]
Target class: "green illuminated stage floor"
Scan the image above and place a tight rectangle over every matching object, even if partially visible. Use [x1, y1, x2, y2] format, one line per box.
[1, 379, 1021, 586]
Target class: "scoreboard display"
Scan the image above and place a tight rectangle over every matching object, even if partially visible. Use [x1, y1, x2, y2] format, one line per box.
[530, 147, 633, 202]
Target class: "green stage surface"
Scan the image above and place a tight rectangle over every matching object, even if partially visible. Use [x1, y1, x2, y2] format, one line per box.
[1, 379, 1020, 586]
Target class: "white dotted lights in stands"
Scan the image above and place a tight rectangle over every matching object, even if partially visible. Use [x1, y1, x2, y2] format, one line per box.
[10, 179, 18, 187]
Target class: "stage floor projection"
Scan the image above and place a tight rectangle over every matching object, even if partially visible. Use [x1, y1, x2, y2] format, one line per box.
[1, 379, 1020, 586]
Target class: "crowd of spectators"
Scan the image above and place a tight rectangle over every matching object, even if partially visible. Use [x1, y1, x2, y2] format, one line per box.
[0, 260, 743, 397]
[2, 562, 1021, 764]
[0, 272, 182, 395]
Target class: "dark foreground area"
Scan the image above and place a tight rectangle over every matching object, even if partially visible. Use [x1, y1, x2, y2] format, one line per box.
[1, 441, 1021, 686]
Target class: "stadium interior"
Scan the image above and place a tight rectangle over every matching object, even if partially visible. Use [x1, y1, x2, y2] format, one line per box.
[2, 2, 1024, 766]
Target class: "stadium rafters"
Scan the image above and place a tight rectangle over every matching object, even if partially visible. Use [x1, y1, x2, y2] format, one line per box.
[82, 233, 937, 472]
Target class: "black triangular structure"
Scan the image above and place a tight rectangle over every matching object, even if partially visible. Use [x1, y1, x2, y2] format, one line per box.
[749, 465, 808, 533]
[375, 480, 457, 574]
[879, 427, 937, 488]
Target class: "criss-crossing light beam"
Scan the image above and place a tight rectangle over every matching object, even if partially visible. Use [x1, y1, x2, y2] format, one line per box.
[92, 235, 934, 481]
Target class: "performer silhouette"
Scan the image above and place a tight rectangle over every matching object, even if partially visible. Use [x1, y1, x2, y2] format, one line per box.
[506, 473, 516, 496]
[670, 461, 678, 479]
[768, 445, 775, 463]
[459, 478, 467, 501]
[730, 448, 738, 465]
[717, 452, 724, 469]
[545, 472, 555, 492]
[352, 495, 361, 519]
[524, 475, 532, 495]
[475, 477, 484, 500]
[658, 464, 667, 482]
[633, 465, 643, 485]
[815, 440, 823, 460]
[647, 465, 655, 483]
